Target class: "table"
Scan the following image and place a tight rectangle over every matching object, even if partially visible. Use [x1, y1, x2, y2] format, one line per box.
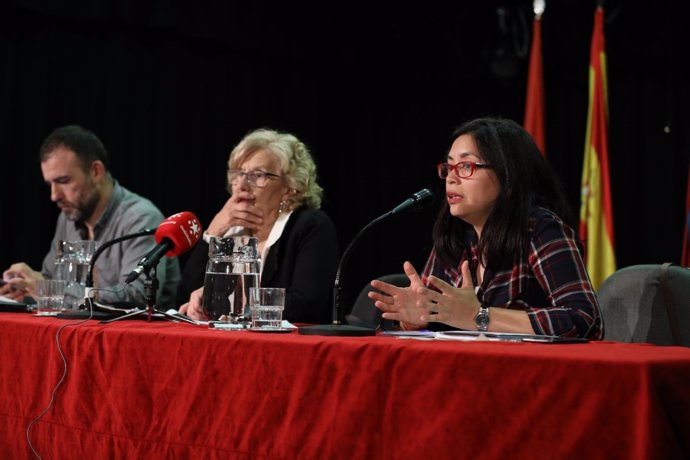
[1, 313, 689, 459]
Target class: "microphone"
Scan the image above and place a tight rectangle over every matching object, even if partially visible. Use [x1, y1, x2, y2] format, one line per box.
[125, 212, 202, 284]
[299, 188, 435, 336]
[390, 188, 435, 216]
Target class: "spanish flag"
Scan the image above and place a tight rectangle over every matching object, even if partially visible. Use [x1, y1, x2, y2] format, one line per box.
[524, 5, 546, 155]
[579, 6, 616, 290]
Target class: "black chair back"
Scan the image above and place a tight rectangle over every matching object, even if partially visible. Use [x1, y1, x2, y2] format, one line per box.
[346, 274, 410, 330]
[597, 264, 690, 346]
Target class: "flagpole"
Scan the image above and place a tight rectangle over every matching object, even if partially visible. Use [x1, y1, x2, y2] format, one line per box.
[682, 166, 690, 267]
[523, 0, 546, 155]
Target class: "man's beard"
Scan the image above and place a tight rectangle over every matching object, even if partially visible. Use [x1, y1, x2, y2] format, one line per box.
[63, 189, 100, 223]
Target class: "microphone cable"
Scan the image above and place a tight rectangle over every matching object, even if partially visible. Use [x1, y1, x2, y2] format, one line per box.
[25, 285, 125, 459]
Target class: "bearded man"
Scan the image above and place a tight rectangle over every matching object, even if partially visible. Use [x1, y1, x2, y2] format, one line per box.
[1, 125, 180, 308]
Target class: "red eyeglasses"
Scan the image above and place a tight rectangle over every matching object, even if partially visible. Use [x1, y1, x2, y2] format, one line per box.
[437, 162, 493, 179]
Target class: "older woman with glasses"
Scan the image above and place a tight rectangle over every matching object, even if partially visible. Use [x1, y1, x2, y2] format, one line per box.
[369, 117, 602, 339]
[178, 128, 338, 324]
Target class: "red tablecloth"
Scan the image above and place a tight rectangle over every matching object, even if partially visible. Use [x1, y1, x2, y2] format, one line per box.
[1, 313, 689, 459]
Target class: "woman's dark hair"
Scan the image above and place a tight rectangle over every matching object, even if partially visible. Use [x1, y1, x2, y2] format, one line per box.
[432, 117, 573, 270]
[39, 125, 110, 171]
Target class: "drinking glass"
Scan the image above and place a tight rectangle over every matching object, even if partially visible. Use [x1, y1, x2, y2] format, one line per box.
[35, 279, 67, 316]
[249, 287, 285, 329]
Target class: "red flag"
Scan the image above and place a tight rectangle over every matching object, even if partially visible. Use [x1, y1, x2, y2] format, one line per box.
[524, 9, 546, 155]
[579, 6, 616, 290]
[682, 166, 690, 267]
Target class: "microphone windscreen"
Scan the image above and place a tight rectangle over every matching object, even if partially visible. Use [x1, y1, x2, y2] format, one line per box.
[154, 211, 203, 256]
[412, 188, 434, 208]
[390, 188, 435, 215]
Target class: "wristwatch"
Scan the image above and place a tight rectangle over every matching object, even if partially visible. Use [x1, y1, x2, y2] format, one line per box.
[475, 306, 490, 332]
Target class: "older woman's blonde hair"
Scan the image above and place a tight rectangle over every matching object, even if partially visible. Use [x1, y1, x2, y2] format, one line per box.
[227, 128, 323, 209]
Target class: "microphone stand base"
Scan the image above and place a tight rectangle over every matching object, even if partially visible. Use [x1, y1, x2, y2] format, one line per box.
[57, 310, 120, 321]
[298, 324, 376, 336]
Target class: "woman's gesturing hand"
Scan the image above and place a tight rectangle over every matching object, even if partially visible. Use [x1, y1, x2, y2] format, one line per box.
[420, 260, 480, 329]
[369, 261, 430, 328]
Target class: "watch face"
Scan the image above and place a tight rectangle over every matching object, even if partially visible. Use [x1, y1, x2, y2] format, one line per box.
[476, 309, 490, 331]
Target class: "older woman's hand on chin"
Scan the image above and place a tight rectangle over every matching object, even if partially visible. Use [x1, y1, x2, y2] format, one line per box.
[369, 261, 430, 329]
[206, 191, 263, 236]
[178, 286, 208, 320]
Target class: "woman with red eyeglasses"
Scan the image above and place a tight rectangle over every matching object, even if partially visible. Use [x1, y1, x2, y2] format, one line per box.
[369, 117, 602, 339]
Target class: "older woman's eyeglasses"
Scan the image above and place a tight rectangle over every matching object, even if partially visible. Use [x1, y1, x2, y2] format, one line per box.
[228, 169, 281, 188]
[437, 162, 493, 179]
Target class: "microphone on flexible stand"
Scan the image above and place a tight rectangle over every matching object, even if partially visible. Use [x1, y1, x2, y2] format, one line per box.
[100, 211, 202, 324]
[299, 188, 435, 336]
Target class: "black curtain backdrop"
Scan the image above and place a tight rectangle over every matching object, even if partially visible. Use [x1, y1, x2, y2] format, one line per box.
[1, 0, 689, 311]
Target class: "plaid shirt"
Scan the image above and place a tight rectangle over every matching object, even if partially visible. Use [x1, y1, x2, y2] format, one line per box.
[421, 208, 603, 339]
